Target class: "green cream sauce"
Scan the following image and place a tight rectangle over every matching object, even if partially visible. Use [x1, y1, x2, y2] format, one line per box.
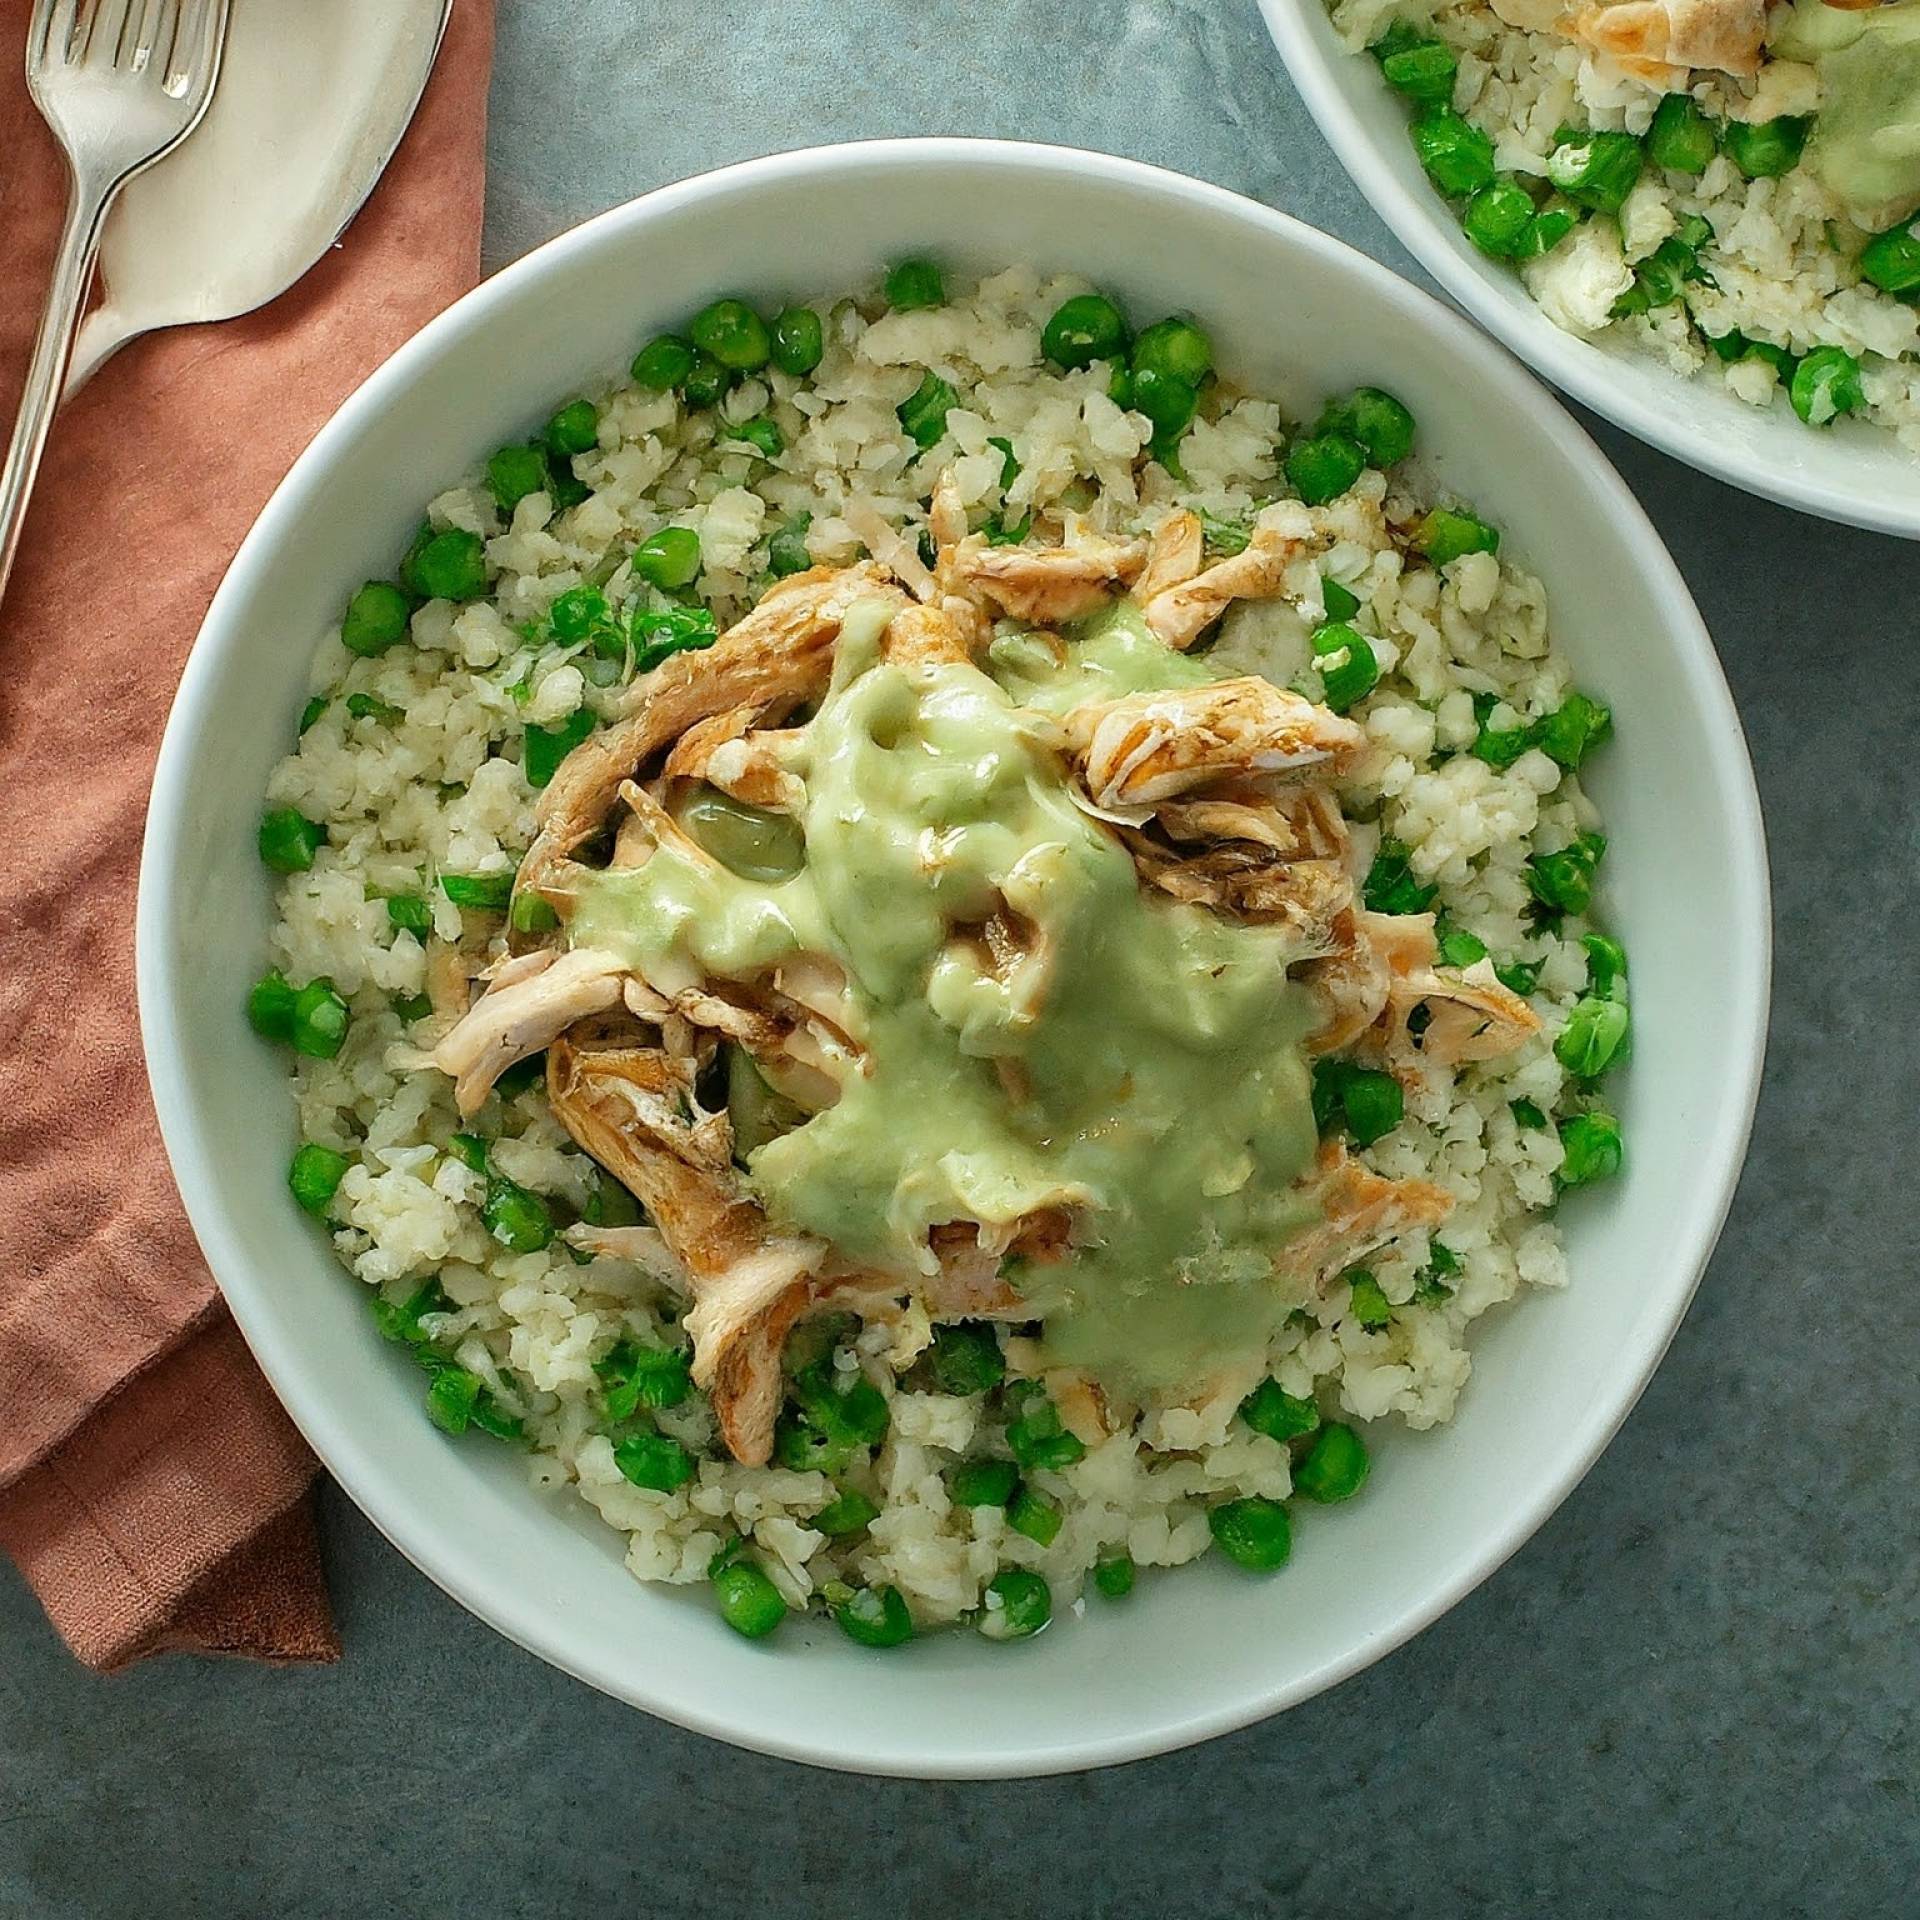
[1776, 0, 1920, 215]
[569, 599, 1324, 1394]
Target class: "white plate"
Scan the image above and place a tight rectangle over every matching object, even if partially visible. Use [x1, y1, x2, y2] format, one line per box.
[138, 139, 1770, 1778]
[1259, 0, 1920, 540]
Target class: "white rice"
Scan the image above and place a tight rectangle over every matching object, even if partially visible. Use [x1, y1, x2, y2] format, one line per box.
[260, 267, 1615, 1632]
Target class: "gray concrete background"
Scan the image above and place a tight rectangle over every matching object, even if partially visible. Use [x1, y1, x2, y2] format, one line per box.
[4, 2, 1915, 1913]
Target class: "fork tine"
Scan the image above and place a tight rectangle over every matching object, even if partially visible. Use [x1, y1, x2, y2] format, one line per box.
[34, 0, 81, 66]
[81, 0, 132, 63]
[167, 0, 225, 89]
[127, 0, 166, 65]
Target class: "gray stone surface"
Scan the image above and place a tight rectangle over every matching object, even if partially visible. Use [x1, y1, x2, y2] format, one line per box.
[4, 2, 1916, 1914]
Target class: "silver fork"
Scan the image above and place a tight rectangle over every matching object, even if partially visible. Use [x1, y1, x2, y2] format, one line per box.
[0, 0, 230, 606]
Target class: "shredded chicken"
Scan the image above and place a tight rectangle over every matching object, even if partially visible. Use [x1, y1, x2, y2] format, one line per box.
[1567, 0, 1766, 79]
[1065, 677, 1365, 815]
[1276, 1143, 1455, 1292]
[952, 534, 1148, 625]
[430, 947, 630, 1115]
[1134, 509, 1205, 604]
[1141, 507, 1316, 650]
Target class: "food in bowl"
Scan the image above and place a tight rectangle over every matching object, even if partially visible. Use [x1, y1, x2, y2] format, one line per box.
[247, 264, 1627, 1648]
[1325, 0, 1920, 448]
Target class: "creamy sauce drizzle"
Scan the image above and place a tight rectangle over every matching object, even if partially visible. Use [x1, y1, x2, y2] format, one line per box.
[568, 600, 1324, 1393]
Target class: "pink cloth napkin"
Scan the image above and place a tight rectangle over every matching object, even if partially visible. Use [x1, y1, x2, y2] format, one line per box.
[0, 0, 496, 1669]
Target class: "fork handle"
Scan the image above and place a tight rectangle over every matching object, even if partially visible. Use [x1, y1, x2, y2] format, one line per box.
[0, 168, 117, 609]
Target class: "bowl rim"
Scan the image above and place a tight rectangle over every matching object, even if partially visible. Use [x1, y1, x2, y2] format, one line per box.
[137, 135, 1772, 1777]
[1257, 0, 1920, 542]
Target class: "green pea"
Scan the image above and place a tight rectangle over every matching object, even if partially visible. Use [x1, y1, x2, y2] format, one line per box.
[1007, 1485, 1063, 1547]
[1362, 839, 1437, 916]
[1294, 1423, 1370, 1503]
[1495, 956, 1543, 997]
[1092, 1552, 1136, 1598]
[447, 1133, 491, 1174]
[989, 435, 1020, 488]
[1647, 93, 1717, 174]
[1411, 111, 1496, 197]
[545, 398, 600, 457]
[522, 707, 596, 790]
[1321, 576, 1362, 622]
[951, 1457, 1020, 1508]
[896, 370, 957, 451]
[690, 298, 772, 371]
[1547, 130, 1644, 213]
[1346, 1271, 1393, 1330]
[634, 524, 703, 590]
[371, 1277, 444, 1347]
[1462, 178, 1537, 258]
[711, 1557, 788, 1638]
[978, 1568, 1051, 1640]
[409, 529, 489, 602]
[768, 513, 813, 578]
[631, 334, 695, 389]
[1527, 830, 1607, 915]
[343, 692, 402, 727]
[1239, 1378, 1321, 1443]
[1005, 1387, 1086, 1472]
[1584, 932, 1628, 998]
[483, 1176, 553, 1252]
[1286, 433, 1366, 506]
[812, 1488, 880, 1536]
[680, 350, 733, 409]
[384, 893, 432, 936]
[1310, 621, 1380, 714]
[1130, 366, 1198, 451]
[1558, 1109, 1623, 1186]
[1413, 506, 1500, 564]
[613, 1430, 696, 1493]
[792, 1362, 890, 1448]
[246, 969, 298, 1040]
[834, 1583, 914, 1648]
[1555, 996, 1631, 1078]
[390, 992, 434, 1025]
[486, 443, 551, 514]
[595, 1339, 692, 1419]
[1517, 207, 1579, 258]
[1435, 916, 1489, 969]
[439, 872, 514, 912]
[424, 1365, 481, 1436]
[728, 415, 785, 460]
[1789, 347, 1864, 427]
[1316, 386, 1417, 467]
[1341, 1069, 1404, 1148]
[631, 603, 720, 672]
[288, 1142, 351, 1218]
[770, 305, 825, 376]
[1861, 220, 1920, 295]
[773, 1415, 857, 1475]
[1042, 292, 1129, 370]
[1380, 37, 1457, 106]
[1131, 315, 1213, 385]
[290, 978, 350, 1060]
[1722, 115, 1808, 180]
[1511, 1096, 1548, 1131]
[341, 580, 412, 657]
[884, 258, 946, 311]
[1209, 1495, 1293, 1570]
[547, 585, 609, 644]
[509, 892, 558, 935]
[927, 1322, 1006, 1396]
[1536, 690, 1612, 768]
[298, 696, 328, 734]
[258, 806, 325, 873]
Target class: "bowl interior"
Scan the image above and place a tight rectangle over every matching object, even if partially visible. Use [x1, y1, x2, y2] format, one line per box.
[140, 141, 1768, 1777]
[1258, 0, 1920, 541]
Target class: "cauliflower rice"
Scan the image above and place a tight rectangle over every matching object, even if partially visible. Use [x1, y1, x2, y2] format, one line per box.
[257, 267, 1624, 1638]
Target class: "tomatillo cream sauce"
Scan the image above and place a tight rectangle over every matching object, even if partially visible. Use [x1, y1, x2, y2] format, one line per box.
[567, 599, 1326, 1394]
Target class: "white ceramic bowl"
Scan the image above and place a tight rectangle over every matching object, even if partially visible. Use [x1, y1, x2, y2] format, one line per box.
[1259, 0, 1920, 540]
[139, 139, 1769, 1778]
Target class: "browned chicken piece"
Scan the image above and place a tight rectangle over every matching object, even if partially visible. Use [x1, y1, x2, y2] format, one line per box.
[1124, 838, 1354, 955]
[430, 947, 631, 1115]
[1141, 509, 1316, 650]
[1568, 0, 1765, 78]
[547, 1030, 824, 1465]
[424, 937, 474, 1025]
[516, 563, 905, 900]
[952, 533, 1148, 625]
[1065, 677, 1365, 815]
[1047, 1369, 1112, 1447]
[882, 599, 977, 667]
[1298, 910, 1394, 1055]
[1275, 1142, 1454, 1293]
[661, 706, 808, 815]
[842, 499, 937, 601]
[1134, 509, 1205, 604]
[1152, 783, 1349, 860]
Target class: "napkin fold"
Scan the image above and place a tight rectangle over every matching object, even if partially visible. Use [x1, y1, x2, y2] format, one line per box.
[0, 0, 495, 1670]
